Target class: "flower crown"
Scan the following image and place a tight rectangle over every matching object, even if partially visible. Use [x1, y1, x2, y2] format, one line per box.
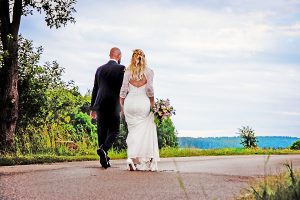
[132, 49, 145, 59]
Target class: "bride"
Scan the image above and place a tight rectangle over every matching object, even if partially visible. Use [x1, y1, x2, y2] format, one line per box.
[119, 49, 160, 171]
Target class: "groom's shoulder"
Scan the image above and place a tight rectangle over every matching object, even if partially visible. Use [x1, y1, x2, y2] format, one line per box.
[95, 64, 105, 73]
[107, 61, 124, 69]
[97, 62, 124, 72]
[115, 63, 125, 72]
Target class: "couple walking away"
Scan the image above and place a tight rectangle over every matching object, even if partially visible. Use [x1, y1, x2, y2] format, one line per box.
[90, 47, 160, 171]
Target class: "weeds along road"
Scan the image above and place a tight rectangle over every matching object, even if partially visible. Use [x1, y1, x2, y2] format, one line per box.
[1, 155, 300, 200]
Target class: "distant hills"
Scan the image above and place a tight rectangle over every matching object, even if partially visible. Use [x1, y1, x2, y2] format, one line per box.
[178, 136, 300, 149]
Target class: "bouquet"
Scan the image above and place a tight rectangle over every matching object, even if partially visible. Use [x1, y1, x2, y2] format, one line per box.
[151, 98, 176, 126]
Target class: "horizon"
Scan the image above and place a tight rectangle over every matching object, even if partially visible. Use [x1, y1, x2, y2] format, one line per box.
[177, 135, 300, 138]
[20, 0, 300, 138]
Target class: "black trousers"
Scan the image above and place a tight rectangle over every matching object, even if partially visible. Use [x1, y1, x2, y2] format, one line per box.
[96, 110, 120, 153]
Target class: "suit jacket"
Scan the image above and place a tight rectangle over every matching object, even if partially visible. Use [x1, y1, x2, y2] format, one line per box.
[91, 60, 125, 115]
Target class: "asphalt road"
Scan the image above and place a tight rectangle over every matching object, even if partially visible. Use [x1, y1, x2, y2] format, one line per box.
[1, 155, 300, 200]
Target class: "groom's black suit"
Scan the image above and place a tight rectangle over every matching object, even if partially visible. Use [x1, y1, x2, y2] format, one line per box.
[91, 60, 125, 153]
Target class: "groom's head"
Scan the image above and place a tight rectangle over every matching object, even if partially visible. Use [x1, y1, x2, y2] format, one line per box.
[109, 47, 122, 64]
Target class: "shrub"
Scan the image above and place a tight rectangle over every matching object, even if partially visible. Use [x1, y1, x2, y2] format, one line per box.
[238, 126, 258, 148]
[290, 140, 300, 150]
[157, 117, 178, 149]
[113, 117, 128, 152]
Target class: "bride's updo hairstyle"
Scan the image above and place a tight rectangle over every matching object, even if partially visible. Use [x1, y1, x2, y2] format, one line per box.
[128, 49, 147, 81]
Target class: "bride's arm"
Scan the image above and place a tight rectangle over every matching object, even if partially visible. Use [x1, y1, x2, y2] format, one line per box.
[146, 69, 155, 108]
[120, 70, 129, 99]
[120, 70, 129, 112]
[120, 97, 125, 108]
[149, 97, 155, 108]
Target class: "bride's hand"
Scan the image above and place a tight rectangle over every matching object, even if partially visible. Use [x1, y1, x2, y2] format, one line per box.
[120, 105, 125, 118]
[120, 97, 125, 116]
[150, 97, 155, 108]
[90, 111, 97, 119]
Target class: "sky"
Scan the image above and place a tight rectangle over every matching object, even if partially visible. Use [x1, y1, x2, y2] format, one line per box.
[20, 0, 300, 138]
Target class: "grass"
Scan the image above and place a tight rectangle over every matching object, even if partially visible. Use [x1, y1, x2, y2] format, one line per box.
[159, 147, 300, 157]
[0, 154, 99, 166]
[1, 147, 300, 166]
[238, 162, 300, 200]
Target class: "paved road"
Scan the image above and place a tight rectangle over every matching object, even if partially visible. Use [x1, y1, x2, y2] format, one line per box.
[1, 155, 300, 200]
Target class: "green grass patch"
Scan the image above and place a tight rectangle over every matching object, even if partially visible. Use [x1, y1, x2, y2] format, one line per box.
[238, 163, 300, 200]
[0, 154, 99, 166]
[160, 147, 300, 157]
[1, 148, 300, 166]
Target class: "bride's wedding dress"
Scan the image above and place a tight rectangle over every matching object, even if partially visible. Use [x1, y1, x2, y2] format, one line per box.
[120, 68, 160, 171]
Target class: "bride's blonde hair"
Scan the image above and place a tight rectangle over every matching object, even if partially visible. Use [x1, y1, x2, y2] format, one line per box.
[128, 49, 147, 81]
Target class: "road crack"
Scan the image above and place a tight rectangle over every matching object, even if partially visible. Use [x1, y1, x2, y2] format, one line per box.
[173, 159, 189, 200]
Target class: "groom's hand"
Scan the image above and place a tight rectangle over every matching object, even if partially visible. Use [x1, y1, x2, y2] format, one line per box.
[90, 111, 97, 119]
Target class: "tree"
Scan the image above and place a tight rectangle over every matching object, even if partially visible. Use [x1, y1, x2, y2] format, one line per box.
[157, 118, 178, 149]
[0, 0, 76, 153]
[15, 37, 96, 154]
[290, 140, 300, 150]
[238, 126, 258, 148]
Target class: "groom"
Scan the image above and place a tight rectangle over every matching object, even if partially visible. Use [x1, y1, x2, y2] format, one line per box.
[90, 47, 125, 169]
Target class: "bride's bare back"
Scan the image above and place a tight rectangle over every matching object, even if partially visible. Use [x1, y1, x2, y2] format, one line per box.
[129, 75, 147, 88]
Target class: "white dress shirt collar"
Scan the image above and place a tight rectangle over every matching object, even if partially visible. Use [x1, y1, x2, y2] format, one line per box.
[109, 59, 118, 63]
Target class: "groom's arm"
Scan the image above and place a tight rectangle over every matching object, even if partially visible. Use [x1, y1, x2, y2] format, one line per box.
[119, 66, 126, 115]
[118, 65, 126, 87]
[91, 70, 99, 110]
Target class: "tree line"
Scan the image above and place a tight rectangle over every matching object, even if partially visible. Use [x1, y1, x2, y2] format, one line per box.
[0, 0, 77, 152]
[0, 0, 178, 154]
[1, 36, 178, 155]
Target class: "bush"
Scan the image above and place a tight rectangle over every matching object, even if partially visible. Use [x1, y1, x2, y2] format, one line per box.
[290, 140, 300, 150]
[113, 117, 128, 152]
[238, 126, 258, 148]
[157, 117, 178, 149]
[72, 112, 97, 147]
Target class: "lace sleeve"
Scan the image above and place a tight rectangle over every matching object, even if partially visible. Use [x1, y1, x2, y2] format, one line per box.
[146, 68, 154, 97]
[120, 70, 130, 98]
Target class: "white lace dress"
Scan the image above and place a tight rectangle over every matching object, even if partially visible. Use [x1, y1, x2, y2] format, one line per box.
[120, 67, 160, 171]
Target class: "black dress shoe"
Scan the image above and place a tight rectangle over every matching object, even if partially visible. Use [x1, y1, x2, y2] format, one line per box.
[97, 147, 108, 169]
[96, 148, 101, 156]
[107, 156, 111, 167]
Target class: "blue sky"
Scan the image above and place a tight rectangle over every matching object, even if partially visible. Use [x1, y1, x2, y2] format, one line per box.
[20, 0, 300, 137]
